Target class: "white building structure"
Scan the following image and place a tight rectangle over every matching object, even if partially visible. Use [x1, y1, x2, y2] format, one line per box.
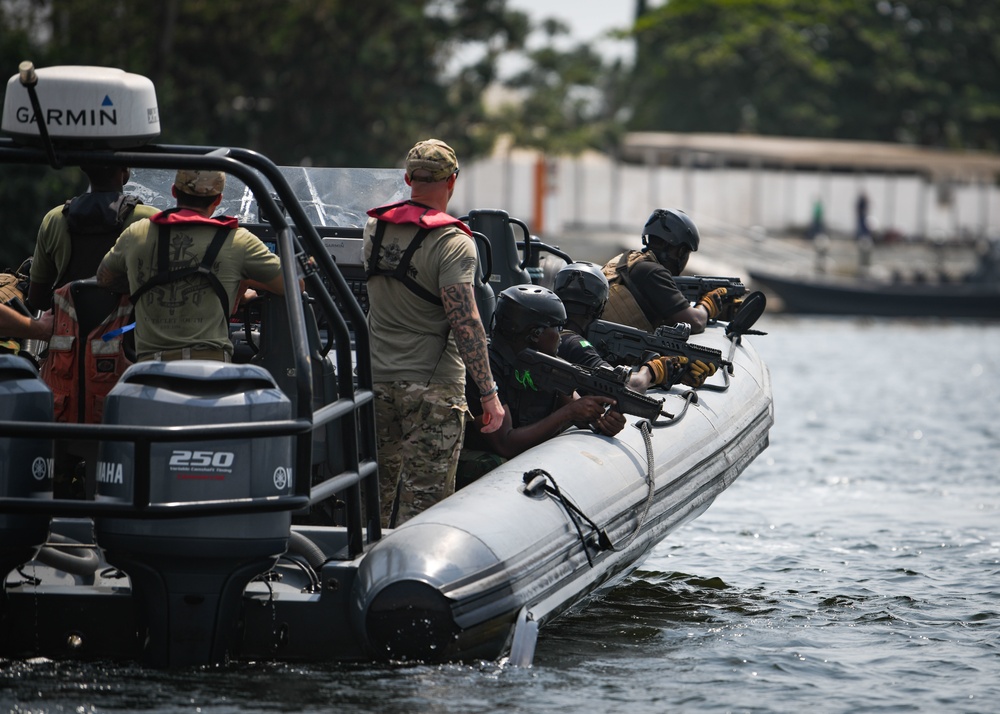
[452, 132, 1000, 242]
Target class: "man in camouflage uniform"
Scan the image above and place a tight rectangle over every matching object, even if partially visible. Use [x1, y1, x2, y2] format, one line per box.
[364, 139, 503, 527]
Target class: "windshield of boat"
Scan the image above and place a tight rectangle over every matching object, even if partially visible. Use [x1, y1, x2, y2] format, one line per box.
[127, 166, 408, 228]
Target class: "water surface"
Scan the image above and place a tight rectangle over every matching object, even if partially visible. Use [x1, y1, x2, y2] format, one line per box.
[3, 316, 999, 713]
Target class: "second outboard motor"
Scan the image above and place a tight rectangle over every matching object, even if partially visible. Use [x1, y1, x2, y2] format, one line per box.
[94, 361, 294, 667]
[0, 355, 53, 582]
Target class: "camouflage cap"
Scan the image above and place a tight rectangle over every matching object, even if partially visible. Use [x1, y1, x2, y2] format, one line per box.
[405, 139, 459, 182]
[174, 169, 225, 197]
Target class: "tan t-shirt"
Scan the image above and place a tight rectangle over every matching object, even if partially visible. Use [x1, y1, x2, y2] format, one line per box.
[363, 216, 477, 384]
[102, 216, 281, 358]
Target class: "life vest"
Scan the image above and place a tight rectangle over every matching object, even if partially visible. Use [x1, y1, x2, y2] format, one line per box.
[57, 193, 142, 288]
[41, 283, 134, 424]
[129, 208, 236, 321]
[365, 201, 472, 305]
[601, 250, 660, 332]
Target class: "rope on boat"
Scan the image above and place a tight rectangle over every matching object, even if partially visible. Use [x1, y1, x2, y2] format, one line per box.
[521, 420, 657, 565]
[34, 532, 100, 577]
[650, 389, 698, 428]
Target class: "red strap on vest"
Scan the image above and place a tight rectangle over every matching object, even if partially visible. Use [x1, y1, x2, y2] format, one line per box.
[368, 201, 472, 237]
[149, 208, 239, 229]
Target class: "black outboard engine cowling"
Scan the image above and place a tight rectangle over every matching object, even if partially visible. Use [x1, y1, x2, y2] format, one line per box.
[0, 355, 53, 581]
[94, 361, 294, 667]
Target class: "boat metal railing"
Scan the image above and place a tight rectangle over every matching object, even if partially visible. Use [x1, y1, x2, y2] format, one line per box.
[0, 138, 381, 557]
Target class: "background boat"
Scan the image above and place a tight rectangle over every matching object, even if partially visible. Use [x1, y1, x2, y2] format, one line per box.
[748, 266, 1000, 318]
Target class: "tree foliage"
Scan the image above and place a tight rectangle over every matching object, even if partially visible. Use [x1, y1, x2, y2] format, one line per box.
[0, 0, 529, 265]
[489, 19, 630, 155]
[628, 0, 1000, 150]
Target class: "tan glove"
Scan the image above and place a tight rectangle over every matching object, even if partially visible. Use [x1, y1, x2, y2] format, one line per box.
[0, 271, 25, 306]
[680, 359, 718, 388]
[644, 355, 688, 387]
[697, 287, 729, 319]
[718, 296, 743, 322]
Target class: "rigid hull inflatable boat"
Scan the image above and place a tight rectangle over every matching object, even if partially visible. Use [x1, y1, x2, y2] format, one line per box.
[0, 64, 773, 667]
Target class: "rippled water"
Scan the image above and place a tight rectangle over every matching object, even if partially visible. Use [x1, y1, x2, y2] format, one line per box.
[3, 316, 999, 714]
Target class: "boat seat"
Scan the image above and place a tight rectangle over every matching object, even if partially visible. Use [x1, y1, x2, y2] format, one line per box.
[465, 209, 534, 293]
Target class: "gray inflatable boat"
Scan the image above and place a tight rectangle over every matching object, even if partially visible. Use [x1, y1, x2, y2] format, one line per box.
[0, 64, 772, 667]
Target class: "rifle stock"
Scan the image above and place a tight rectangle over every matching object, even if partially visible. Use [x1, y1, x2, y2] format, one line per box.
[516, 348, 664, 421]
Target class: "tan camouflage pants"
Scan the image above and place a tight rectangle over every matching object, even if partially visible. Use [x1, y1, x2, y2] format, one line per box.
[373, 381, 468, 527]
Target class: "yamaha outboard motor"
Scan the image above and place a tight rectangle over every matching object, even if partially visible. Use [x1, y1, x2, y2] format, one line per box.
[0, 355, 53, 581]
[94, 361, 293, 667]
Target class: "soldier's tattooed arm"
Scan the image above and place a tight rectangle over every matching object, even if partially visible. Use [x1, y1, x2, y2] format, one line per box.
[441, 282, 493, 392]
[95, 260, 131, 294]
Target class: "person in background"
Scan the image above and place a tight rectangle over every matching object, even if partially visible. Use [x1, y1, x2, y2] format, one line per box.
[856, 191, 870, 241]
[460, 285, 625, 478]
[29, 165, 156, 312]
[601, 208, 734, 335]
[97, 169, 287, 362]
[363, 138, 503, 527]
[552, 261, 716, 391]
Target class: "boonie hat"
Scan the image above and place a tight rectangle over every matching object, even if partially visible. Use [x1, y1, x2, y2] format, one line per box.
[405, 139, 459, 182]
[174, 169, 225, 197]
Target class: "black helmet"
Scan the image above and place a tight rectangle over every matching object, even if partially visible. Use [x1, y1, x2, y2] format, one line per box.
[493, 285, 566, 340]
[552, 261, 609, 319]
[641, 208, 700, 252]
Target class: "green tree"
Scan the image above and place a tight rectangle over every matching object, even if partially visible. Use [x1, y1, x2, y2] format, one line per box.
[487, 17, 631, 156]
[0, 0, 530, 266]
[628, 0, 1000, 150]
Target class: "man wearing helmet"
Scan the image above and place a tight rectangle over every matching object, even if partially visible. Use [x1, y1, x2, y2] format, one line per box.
[553, 262, 716, 391]
[601, 208, 733, 334]
[461, 285, 625, 470]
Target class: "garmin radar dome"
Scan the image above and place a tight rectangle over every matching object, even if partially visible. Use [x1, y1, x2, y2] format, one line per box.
[2, 64, 160, 148]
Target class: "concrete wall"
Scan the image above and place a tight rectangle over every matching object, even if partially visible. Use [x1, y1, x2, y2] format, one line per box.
[452, 150, 1000, 241]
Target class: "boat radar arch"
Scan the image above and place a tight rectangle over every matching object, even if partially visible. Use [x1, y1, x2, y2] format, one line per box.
[2, 64, 160, 148]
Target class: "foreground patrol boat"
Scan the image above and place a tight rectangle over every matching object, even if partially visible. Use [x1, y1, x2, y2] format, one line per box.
[0, 64, 773, 667]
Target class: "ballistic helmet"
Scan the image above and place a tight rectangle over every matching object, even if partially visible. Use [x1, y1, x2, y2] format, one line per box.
[493, 285, 566, 341]
[641, 208, 700, 252]
[552, 261, 609, 320]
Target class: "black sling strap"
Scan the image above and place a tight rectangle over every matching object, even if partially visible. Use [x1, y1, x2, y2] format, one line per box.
[366, 220, 443, 306]
[130, 217, 233, 324]
[615, 252, 662, 327]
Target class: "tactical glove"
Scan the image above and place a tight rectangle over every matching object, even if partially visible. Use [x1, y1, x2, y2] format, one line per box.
[680, 359, 718, 388]
[0, 271, 25, 306]
[644, 355, 688, 387]
[697, 287, 729, 320]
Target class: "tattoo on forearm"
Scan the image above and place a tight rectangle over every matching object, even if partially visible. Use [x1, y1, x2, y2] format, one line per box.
[441, 283, 493, 390]
[96, 263, 130, 294]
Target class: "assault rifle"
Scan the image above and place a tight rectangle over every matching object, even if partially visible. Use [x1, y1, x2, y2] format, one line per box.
[673, 275, 747, 303]
[586, 319, 730, 374]
[516, 348, 665, 421]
